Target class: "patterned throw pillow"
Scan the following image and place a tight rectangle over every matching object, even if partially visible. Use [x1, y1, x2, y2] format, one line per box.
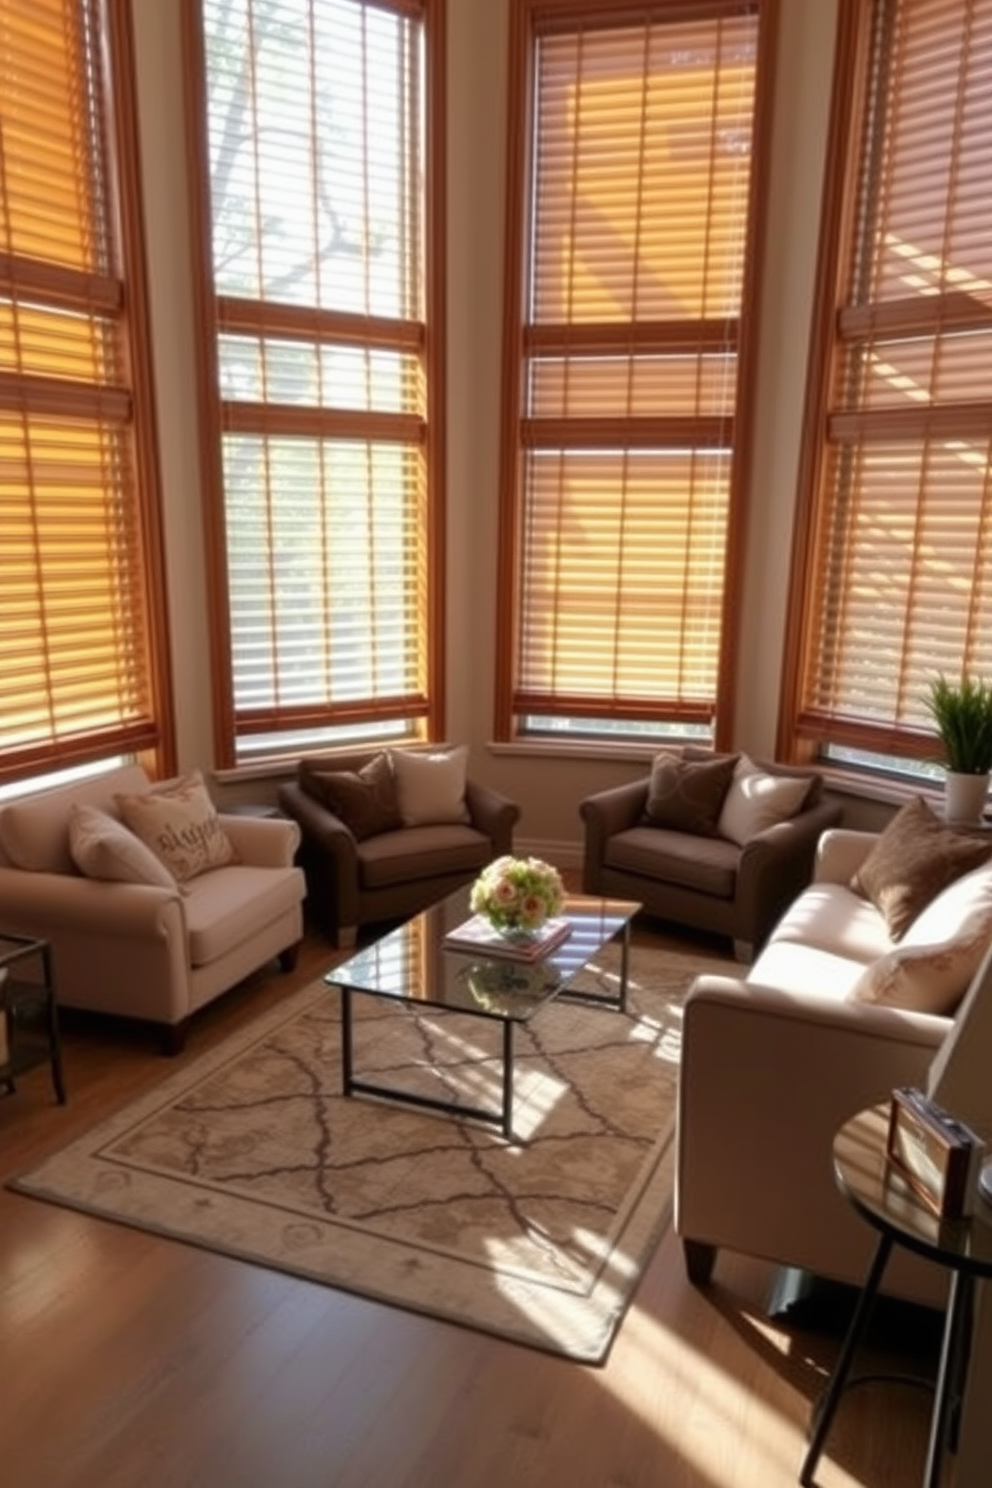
[302, 752, 402, 840]
[115, 770, 237, 884]
[851, 795, 992, 940]
[644, 753, 739, 836]
[849, 862, 992, 1014]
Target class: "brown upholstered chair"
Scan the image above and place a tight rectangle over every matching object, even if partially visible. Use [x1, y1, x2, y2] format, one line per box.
[278, 745, 520, 948]
[579, 747, 842, 960]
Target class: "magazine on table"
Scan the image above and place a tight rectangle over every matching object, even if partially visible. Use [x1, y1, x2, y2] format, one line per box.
[444, 914, 571, 962]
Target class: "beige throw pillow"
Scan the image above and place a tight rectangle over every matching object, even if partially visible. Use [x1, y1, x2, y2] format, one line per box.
[645, 753, 738, 837]
[115, 770, 237, 884]
[717, 755, 812, 845]
[68, 803, 178, 889]
[390, 746, 470, 827]
[849, 862, 992, 1015]
[850, 796, 992, 940]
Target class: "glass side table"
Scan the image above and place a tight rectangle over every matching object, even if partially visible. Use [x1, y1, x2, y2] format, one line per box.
[799, 1103, 992, 1488]
[0, 934, 66, 1105]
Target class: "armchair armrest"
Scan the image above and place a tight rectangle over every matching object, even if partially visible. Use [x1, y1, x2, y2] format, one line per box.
[735, 798, 843, 945]
[219, 812, 300, 867]
[580, 778, 650, 891]
[814, 827, 880, 885]
[464, 781, 520, 854]
[0, 865, 184, 940]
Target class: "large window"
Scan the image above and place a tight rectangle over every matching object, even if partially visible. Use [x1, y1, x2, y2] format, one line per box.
[496, 0, 772, 745]
[186, 0, 444, 766]
[783, 0, 992, 772]
[0, 0, 172, 785]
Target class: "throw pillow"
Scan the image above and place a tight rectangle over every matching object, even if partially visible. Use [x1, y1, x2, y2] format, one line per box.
[115, 770, 238, 884]
[850, 795, 992, 940]
[717, 755, 813, 846]
[848, 862, 992, 1014]
[303, 752, 402, 840]
[68, 803, 178, 889]
[645, 752, 739, 836]
[390, 745, 471, 827]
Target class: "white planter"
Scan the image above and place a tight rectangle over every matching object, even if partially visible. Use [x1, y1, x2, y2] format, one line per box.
[944, 771, 991, 826]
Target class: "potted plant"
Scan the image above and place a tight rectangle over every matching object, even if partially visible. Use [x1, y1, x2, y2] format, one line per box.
[924, 674, 992, 823]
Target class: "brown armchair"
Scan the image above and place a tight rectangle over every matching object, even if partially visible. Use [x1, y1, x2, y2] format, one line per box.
[580, 748, 842, 960]
[278, 745, 520, 947]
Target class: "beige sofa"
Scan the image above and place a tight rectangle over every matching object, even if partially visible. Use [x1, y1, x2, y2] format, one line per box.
[0, 765, 306, 1051]
[675, 808, 992, 1308]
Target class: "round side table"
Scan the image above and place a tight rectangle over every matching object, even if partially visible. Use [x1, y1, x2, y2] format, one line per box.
[799, 1103, 992, 1488]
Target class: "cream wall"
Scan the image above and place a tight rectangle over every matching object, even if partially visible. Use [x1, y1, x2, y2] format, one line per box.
[129, 0, 843, 861]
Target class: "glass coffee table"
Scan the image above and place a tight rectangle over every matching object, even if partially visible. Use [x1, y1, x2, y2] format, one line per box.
[324, 885, 641, 1140]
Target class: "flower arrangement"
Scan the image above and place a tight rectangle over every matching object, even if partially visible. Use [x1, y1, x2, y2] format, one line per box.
[470, 855, 565, 934]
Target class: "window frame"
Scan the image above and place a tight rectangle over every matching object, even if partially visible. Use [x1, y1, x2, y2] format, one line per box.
[495, 0, 778, 748]
[0, 0, 175, 786]
[780, 0, 992, 774]
[181, 0, 447, 768]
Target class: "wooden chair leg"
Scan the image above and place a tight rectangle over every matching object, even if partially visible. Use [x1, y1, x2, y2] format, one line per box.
[279, 942, 300, 973]
[683, 1238, 717, 1287]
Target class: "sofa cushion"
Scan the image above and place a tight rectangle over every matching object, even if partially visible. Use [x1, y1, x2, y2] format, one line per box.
[850, 796, 992, 939]
[644, 753, 738, 836]
[747, 939, 869, 1001]
[849, 862, 992, 1015]
[605, 826, 739, 898]
[767, 882, 896, 965]
[357, 823, 489, 890]
[182, 863, 304, 966]
[0, 763, 151, 875]
[116, 770, 238, 885]
[301, 751, 401, 840]
[68, 804, 178, 890]
[390, 745, 471, 827]
[717, 755, 813, 846]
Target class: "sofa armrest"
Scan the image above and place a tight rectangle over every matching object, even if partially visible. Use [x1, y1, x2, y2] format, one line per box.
[464, 781, 520, 855]
[814, 827, 880, 885]
[219, 812, 300, 867]
[675, 973, 949, 1291]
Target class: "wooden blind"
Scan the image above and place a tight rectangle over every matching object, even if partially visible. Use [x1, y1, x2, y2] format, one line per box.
[0, 0, 166, 781]
[792, 0, 992, 760]
[194, 0, 438, 761]
[500, 0, 762, 736]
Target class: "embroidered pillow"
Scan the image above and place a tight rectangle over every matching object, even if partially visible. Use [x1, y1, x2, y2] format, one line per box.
[848, 862, 992, 1014]
[302, 752, 402, 840]
[717, 755, 813, 846]
[68, 804, 178, 889]
[850, 796, 992, 940]
[115, 770, 237, 884]
[390, 745, 471, 827]
[645, 753, 738, 837]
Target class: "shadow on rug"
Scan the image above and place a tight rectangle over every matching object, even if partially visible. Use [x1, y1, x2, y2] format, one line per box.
[10, 942, 731, 1363]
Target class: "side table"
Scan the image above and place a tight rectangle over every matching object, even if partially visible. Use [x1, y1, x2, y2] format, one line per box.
[0, 934, 66, 1105]
[799, 1103, 992, 1488]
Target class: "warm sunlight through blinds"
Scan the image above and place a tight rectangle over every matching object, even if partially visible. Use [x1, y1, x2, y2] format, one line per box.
[507, 2, 759, 734]
[199, 0, 432, 756]
[797, 0, 992, 758]
[0, 0, 161, 778]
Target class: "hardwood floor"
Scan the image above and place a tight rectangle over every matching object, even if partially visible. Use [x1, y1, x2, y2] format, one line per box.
[0, 915, 937, 1488]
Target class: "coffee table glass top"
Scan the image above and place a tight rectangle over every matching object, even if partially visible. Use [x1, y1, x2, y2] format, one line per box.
[324, 885, 640, 1022]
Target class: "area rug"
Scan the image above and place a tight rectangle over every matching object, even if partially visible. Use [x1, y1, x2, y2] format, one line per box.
[10, 941, 731, 1363]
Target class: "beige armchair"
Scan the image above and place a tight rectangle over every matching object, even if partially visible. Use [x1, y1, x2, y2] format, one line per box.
[0, 765, 305, 1052]
[580, 748, 842, 960]
[278, 744, 520, 948]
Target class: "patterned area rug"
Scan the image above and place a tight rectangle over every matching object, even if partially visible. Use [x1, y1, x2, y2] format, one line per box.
[11, 941, 731, 1363]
